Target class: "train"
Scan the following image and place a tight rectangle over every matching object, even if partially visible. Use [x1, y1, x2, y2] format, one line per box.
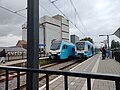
[49, 40, 76, 60]
[76, 41, 94, 59]
[49, 40, 97, 60]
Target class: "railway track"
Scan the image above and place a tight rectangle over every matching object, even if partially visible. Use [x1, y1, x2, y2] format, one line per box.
[0, 59, 83, 90]
[13, 60, 81, 90]
[0, 62, 60, 83]
[2, 57, 48, 66]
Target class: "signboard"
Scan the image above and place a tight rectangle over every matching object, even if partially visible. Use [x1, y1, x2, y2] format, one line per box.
[114, 28, 120, 39]
[39, 44, 46, 46]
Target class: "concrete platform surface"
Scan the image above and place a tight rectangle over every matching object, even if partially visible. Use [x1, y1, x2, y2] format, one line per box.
[40, 54, 120, 90]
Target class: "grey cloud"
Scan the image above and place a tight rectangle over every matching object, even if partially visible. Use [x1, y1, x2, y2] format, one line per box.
[0, 0, 26, 42]
[0, 0, 26, 25]
[0, 0, 120, 46]
[0, 25, 22, 36]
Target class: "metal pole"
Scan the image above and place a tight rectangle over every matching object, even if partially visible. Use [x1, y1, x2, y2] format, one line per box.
[27, 0, 39, 90]
[64, 75, 68, 90]
[107, 35, 109, 50]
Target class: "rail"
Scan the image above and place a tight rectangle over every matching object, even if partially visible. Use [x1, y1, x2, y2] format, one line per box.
[0, 66, 120, 90]
[5, 53, 47, 61]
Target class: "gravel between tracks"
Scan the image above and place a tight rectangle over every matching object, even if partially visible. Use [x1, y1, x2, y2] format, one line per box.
[0, 59, 82, 90]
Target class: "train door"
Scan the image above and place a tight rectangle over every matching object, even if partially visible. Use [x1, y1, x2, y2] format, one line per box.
[61, 45, 68, 59]
[91, 46, 94, 56]
[88, 45, 90, 57]
[84, 43, 88, 58]
[88, 45, 92, 57]
[72, 47, 75, 57]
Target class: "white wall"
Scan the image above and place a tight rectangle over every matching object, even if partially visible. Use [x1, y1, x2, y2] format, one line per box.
[39, 26, 44, 44]
[22, 15, 70, 54]
[22, 29, 27, 41]
[22, 23, 27, 41]
[45, 23, 61, 53]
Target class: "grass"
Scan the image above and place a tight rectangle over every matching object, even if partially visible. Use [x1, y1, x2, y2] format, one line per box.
[40, 59, 54, 66]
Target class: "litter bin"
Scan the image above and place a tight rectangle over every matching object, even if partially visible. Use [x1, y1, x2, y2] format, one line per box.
[115, 51, 120, 62]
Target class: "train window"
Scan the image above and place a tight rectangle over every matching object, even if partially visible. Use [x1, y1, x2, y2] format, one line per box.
[50, 41, 61, 50]
[63, 45, 66, 49]
[72, 48, 75, 51]
[66, 45, 68, 49]
[88, 45, 90, 49]
[76, 42, 84, 50]
[91, 47, 93, 51]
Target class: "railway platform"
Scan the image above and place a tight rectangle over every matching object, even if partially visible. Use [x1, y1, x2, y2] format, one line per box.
[40, 54, 120, 90]
[0, 57, 48, 66]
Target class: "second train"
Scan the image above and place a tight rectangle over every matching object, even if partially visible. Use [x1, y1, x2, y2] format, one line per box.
[49, 40, 98, 60]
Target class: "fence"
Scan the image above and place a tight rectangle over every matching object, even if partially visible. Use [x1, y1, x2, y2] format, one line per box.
[114, 49, 120, 62]
[5, 52, 47, 61]
[0, 66, 120, 90]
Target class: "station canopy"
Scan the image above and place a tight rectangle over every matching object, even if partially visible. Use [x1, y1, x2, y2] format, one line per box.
[114, 28, 120, 39]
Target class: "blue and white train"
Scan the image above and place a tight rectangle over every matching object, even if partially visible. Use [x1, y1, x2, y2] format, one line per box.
[49, 40, 76, 60]
[76, 41, 94, 59]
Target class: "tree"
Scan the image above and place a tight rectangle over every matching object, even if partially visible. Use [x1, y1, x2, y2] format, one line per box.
[111, 40, 115, 49]
[80, 37, 94, 43]
[111, 40, 120, 49]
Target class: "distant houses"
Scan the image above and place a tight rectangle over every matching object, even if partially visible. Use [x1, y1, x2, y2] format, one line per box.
[16, 40, 27, 49]
[0, 46, 26, 56]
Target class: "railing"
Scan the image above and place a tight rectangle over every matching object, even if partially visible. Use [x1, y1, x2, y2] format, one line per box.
[0, 66, 120, 90]
[5, 53, 47, 62]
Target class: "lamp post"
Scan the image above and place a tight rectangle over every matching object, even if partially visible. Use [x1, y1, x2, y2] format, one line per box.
[99, 34, 113, 50]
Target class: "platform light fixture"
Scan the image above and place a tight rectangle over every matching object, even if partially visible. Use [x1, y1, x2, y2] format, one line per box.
[99, 34, 114, 50]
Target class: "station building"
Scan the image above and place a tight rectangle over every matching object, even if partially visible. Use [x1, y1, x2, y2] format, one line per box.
[70, 34, 79, 44]
[21, 15, 69, 54]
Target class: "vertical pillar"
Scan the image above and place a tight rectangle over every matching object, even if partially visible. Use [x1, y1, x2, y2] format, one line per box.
[27, 0, 39, 90]
[107, 35, 109, 50]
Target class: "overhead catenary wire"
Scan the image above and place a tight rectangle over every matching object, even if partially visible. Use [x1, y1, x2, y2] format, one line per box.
[0, 5, 26, 18]
[14, 8, 27, 13]
[48, 0, 86, 36]
[0, 1, 86, 37]
[40, 4, 53, 16]
[69, 0, 90, 36]
[0, 4, 53, 19]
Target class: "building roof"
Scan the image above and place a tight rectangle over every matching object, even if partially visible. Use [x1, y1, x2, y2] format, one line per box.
[0, 47, 26, 52]
[16, 40, 27, 46]
[19, 40, 27, 44]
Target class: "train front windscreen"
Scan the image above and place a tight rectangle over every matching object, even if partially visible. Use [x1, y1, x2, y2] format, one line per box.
[50, 41, 61, 50]
[76, 42, 85, 50]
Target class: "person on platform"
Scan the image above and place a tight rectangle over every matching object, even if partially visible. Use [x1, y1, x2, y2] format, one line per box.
[102, 47, 106, 59]
[0, 49, 7, 64]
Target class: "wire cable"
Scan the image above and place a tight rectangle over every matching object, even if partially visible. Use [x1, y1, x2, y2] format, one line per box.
[69, 0, 90, 36]
[48, 0, 86, 36]
[0, 5, 26, 18]
[40, 4, 53, 16]
[14, 8, 27, 13]
[0, 5, 52, 19]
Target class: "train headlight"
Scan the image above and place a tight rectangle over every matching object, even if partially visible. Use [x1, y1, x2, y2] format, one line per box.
[49, 52, 52, 55]
[57, 52, 60, 55]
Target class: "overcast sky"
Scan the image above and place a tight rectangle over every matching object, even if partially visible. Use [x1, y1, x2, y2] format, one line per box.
[0, 0, 120, 47]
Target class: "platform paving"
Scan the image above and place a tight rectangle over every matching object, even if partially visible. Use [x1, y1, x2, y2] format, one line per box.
[40, 54, 120, 90]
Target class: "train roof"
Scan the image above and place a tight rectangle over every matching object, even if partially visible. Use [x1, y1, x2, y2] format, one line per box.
[77, 40, 93, 44]
[53, 40, 75, 46]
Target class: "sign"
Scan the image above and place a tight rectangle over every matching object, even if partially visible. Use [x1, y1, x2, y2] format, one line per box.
[114, 28, 120, 39]
[39, 44, 46, 46]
